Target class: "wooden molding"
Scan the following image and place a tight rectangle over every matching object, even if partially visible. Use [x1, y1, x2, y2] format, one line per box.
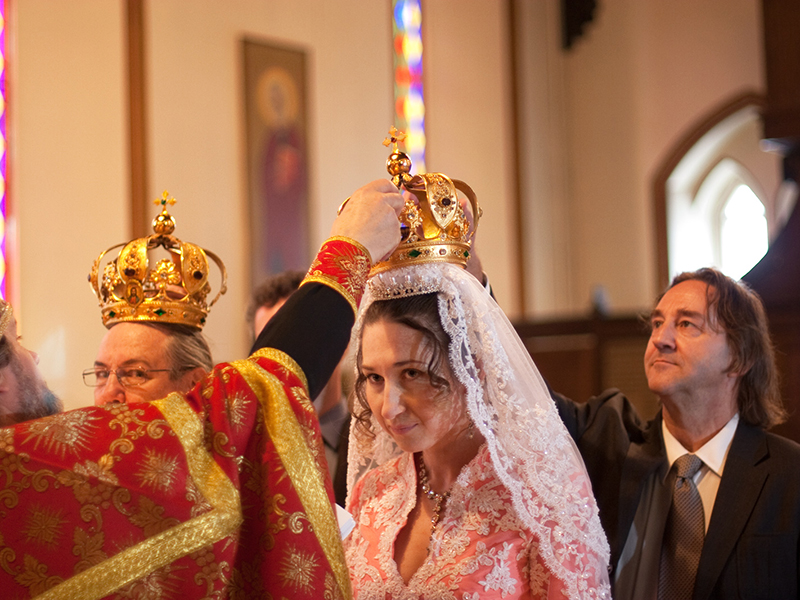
[127, 0, 148, 238]
[507, 0, 526, 315]
[762, 0, 800, 141]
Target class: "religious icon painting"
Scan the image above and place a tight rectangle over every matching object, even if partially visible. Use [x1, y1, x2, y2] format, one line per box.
[243, 39, 311, 288]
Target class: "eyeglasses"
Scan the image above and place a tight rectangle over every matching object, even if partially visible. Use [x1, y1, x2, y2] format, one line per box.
[82, 367, 172, 388]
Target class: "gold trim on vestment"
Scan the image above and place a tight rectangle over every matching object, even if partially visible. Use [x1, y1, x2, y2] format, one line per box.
[35, 394, 242, 599]
[302, 273, 358, 315]
[233, 349, 352, 600]
[251, 347, 309, 391]
[325, 235, 372, 264]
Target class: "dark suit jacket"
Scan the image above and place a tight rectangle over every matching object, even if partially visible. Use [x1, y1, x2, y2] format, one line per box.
[251, 282, 353, 400]
[554, 389, 800, 600]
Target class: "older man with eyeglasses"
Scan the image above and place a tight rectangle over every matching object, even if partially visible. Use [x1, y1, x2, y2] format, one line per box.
[85, 194, 219, 406]
[84, 322, 211, 405]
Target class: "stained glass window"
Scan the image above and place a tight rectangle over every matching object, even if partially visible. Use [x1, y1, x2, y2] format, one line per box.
[0, 2, 6, 298]
[392, 0, 425, 172]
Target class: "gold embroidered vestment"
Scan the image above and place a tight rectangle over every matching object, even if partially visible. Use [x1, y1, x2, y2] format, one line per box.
[0, 349, 349, 599]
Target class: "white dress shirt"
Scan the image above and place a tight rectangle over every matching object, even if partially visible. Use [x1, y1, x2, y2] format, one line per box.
[662, 413, 739, 531]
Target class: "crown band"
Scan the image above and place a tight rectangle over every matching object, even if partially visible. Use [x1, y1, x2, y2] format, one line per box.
[369, 239, 470, 275]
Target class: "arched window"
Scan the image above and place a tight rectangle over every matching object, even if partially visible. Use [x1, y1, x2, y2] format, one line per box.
[672, 157, 769, 279]
[720, 184, 768, 279]
[655, 95, 783, 284]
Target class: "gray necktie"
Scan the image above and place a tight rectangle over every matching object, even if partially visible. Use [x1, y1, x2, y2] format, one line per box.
[658, 454, 705, 600]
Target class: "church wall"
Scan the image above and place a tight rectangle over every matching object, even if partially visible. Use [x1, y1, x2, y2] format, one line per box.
[423, 0, 515, 313]
[144, 0, 396, 381]
[14, 0, 129, 412]
[513, 0, 576, 319]
[558, 0, 766, 314]
[14, 0, 512, 410]
[11, 0, 774, 411]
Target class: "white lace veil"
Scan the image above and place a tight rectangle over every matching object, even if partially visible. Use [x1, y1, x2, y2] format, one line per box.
[346, 262, 611, 600]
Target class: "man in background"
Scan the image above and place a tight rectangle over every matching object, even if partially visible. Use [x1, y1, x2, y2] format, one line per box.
[248, 270, 305, 337]
[554, 268, 800, 599]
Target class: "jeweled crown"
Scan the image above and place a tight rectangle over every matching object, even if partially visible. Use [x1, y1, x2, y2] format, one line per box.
[371, 128, 480, 275]
[88, 192, 228, 330]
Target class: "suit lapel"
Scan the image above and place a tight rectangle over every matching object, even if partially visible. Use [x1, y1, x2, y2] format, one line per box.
[693, 423, 769, 600]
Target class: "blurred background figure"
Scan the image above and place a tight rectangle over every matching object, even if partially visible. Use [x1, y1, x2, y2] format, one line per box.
[0, 299, 61, 426]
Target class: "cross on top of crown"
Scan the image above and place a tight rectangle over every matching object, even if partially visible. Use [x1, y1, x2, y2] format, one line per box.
[154, 190, 177, 211]
[383, 126, 407, 152]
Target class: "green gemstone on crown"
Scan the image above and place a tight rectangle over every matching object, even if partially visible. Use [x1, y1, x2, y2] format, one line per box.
[409, 249, 422, 258]
[155, 309, 166, 316]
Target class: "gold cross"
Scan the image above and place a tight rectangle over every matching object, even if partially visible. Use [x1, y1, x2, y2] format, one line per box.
[382, 126, 407, 152]
[154, 190, 177, 209]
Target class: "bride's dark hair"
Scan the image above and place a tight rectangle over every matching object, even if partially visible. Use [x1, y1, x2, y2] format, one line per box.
[353, 293, 454, 437]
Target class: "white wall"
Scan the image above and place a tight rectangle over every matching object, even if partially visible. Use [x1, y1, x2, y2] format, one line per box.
[513, 0, 576, 318]
[14, 0, 128, 412]
[423, 0, 515, 314]
[14, 0, 512, 410]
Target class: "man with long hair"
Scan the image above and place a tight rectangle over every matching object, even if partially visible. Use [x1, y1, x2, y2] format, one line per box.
[555, 268, 800, 599]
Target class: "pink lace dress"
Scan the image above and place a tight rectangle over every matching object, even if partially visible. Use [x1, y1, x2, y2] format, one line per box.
[345, 445, 568, 599]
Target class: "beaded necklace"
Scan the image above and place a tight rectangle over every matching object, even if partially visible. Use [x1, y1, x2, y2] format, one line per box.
[417, 457, 450, 533]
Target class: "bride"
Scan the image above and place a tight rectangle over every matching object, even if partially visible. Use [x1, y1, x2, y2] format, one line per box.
[342, 149, 610, 600]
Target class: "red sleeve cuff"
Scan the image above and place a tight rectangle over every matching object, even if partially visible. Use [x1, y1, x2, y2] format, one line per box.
[301, 236, 372, 315]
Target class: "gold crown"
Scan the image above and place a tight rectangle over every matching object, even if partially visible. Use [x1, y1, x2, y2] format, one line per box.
[88, 192, 228, 330]
[371, 128, 480, 275]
